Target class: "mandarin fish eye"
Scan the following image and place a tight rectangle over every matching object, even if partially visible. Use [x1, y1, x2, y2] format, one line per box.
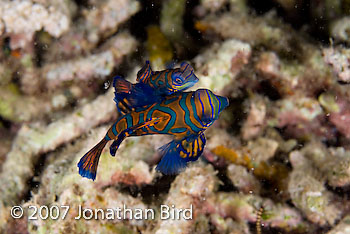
[172, 74, 183, 84]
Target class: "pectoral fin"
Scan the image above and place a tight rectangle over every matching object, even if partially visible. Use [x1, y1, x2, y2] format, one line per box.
[156, 133, 206, 175]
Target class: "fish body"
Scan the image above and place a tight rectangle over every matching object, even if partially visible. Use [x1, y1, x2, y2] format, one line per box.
[113, 61, 198, 114]
[78, 89, 229, 180]
[137, 60, 199, 95]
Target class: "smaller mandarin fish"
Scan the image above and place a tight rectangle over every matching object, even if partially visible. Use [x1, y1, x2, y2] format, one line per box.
[78, 89, 229, 180]
[113, 61, 198, 114]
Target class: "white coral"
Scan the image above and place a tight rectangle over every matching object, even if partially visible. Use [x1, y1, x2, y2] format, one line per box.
[0, 0, 70, 37]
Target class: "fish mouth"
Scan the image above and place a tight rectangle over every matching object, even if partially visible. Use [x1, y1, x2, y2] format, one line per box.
[178, 75, 199, 90]
[177, 81, 196, 90]
[186, 73, 199, 84]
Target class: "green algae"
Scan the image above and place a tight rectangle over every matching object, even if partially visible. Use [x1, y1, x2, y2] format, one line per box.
[318, 92, 340, 113]
[0, 84, 20, 121]
[146, 25, 173, 68]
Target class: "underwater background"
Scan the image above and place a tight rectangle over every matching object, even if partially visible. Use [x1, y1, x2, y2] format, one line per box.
[1, 0, 350, 233]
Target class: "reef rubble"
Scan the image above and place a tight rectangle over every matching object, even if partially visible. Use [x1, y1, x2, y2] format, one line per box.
[1, 0, 350, 233]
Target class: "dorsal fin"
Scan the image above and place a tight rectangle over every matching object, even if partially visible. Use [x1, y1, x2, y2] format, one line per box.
[113, 76, 160, 115]
[113, 76, 132, 94]
[180, 62, 195, 79]
[137, 60, 153, 83]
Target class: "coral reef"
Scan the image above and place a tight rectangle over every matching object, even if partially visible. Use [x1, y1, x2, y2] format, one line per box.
[1, 0, 350, 233]
[194, 38, 251, 92]
[0, 0, 73, 38]
[327, 215, 350, 234]
[323, 46, 350, 83]
[0, 89, 117, 206]
[288, 152, 342, 226]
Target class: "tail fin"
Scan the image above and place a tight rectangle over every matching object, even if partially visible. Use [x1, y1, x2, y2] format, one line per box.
[77, 138, 108, 181]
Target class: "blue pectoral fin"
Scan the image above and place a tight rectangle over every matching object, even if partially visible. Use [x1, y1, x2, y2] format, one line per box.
[156, 140, 188, 175]
[156, 133, 207, 175]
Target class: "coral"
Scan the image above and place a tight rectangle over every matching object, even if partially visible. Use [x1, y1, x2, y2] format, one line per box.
[153, 164, 219, 234]
[255, 50, 334, 97]
[288, 151, 342, 226]
[323, 46, 350, 83]
[318, 92, 340, 113]
[227, 164, 261, 194]
[84, 0, 140, 39]
[211, 141, 290, 195]
[194, 39, 251, 92]
[327, 215, 350, 234]
[196, 12, 297, 54]
[43, 32, 137, 90]
[0, 0, 72, 38]
[206, 192, 307, 232]
[0, 89, 116, 206]
[0, 83, 82, 122]
[2, 1, 350, 233]
[264, 127, 297, 153]
[301, 142, 350, 187]
[329, 97, 350, 139]
[0, 32, 137, 123]
[200, 0, 228, 13]
[241, 96, 267, 140]
[267, 95, 337, 141]
[42, 0, 140, 62]
[209, 213, 251, 234]
[244, 137, 278, 163]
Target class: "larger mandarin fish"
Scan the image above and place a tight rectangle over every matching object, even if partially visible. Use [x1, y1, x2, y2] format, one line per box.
[113, 61, 198, 114]
[78, 89, 229, 180]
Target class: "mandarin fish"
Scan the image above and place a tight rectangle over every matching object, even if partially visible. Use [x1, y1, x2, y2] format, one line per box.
[113, 61, 198, 114]
[78, 89, 229, 180]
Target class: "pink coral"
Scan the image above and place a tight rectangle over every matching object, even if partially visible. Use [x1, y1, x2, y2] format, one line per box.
[329, 98, 350, 139]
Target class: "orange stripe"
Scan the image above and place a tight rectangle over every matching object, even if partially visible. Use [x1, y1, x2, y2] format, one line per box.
[185, 94, 203, 130]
